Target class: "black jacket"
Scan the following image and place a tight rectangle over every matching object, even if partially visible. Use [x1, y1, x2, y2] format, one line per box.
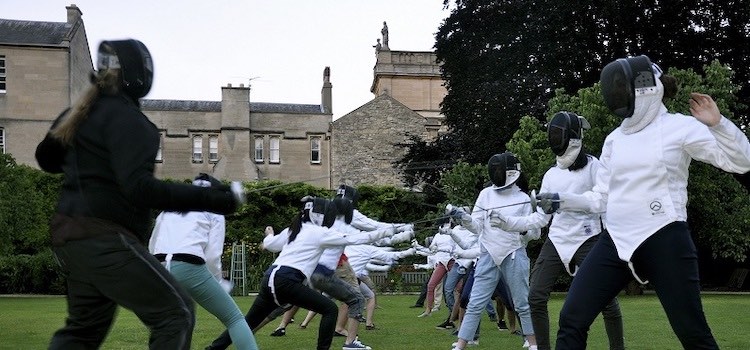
[36, 94, 236, 242]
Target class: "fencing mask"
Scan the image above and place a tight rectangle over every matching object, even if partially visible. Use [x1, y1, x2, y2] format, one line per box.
[335, 184, 360, 207]
[487, 152, 521, 191]
[599, 55, 658, 119]
[302, 197, 336, 228]
[331, 197, 354, 225]
[193, 173, 224, 188]
[548, 112, 591, 169]
[97, 39, 153, 99]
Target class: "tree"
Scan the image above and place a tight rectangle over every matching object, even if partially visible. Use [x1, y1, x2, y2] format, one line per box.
[403, 0, 750, 171]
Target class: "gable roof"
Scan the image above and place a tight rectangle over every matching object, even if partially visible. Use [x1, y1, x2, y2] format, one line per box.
[0, 19, 72, 47]
[333, 93, 424, 124]
[141, 99, 326, 114]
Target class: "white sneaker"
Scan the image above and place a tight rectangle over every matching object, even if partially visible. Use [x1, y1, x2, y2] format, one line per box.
[417, 311, 431, 318]
[452, 340, 479, 347]
[522, 339, 530, 348]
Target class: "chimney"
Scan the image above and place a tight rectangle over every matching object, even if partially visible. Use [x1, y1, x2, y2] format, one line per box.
[321, 66, 332, 114]
[66, 4, 82, 24]
[221, 84, 251, 129]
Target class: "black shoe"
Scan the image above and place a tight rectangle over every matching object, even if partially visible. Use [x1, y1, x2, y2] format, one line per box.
[270, 327, 286, 337]
[334, 330, 348, 337]
[365, 324, 377, 330]
[497, 320, 508, 331]
[356, 314, 367, 323]
[488, 314, 498, 322]
[435, 320, 455, 330]
[409, 304, 423, 308]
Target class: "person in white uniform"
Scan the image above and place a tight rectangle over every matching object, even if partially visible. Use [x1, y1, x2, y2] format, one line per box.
[150, 174, 258, 350]
[535, 56, 750, 349]
[205, 197, 394, 350]
[448, 152, 540, 350]
[489, 112, 624, 350]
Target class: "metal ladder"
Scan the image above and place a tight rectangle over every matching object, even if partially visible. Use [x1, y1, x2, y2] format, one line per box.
[230, 242, 247, 296]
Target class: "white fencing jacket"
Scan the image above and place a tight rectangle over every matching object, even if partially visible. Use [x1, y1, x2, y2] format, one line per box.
[262, 222, 391, 279]
[501, 156, 603, 275]
[563, 109, 750, 262]
[462, 184, 535, 266]
[149, 211, 226, 281]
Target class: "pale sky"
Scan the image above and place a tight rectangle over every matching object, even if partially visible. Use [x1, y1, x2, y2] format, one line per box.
[3, 0, 450, 120]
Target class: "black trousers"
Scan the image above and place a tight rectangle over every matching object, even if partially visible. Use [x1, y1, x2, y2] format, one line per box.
[207, 267, 338, 350]
[530, 235, 623, 350]
[556, 222, 718, 350]
[49, 233, 195, 350]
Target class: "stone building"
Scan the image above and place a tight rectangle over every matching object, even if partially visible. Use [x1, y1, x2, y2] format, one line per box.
[1, 8, 447, 190]
[331, 22, 447, 187]
[0, 5, 93, 166]
[0, 5, 332, 188]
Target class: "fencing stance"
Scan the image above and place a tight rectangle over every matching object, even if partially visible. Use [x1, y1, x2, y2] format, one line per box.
[448, 152, 540, 350]
[149, 174, 257, 350]
[205, 198, 394, 350]
[490, 112, 624, 350]
[536, 56, 750, 349]
[36, 39, 244, 350]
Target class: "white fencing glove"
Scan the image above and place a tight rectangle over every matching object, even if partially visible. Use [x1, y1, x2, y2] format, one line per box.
[489, 209, 510, 230]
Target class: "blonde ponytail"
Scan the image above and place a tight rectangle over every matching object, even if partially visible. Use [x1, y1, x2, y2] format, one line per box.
[51, 70, 120, 145]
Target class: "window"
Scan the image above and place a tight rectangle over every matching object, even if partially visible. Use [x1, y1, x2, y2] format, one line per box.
[192, 135, 203, 163]
[254, 137, 264, 163]
[310, 137, 321, 164]
[0, 56, 5, 92]
[155, 133, 163, 162]
[208, 135, 219, 162]
[0, 127, 4, 154]
[269, 136, 280, 164]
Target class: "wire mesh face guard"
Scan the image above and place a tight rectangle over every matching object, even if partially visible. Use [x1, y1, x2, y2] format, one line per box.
[487, 152, 521, 189]
[600, 55, 655, 118]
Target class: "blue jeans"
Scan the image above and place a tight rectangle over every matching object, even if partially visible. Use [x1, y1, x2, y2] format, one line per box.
[169, 261, 258, 350]
[458, 249, 533, 341]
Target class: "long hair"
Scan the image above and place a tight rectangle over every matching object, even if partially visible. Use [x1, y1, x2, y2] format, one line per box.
[289, 205, 310, 244]
[50, 70, 120, 145]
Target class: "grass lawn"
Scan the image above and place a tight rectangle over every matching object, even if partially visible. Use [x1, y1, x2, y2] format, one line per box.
[1, 294, 749, 349]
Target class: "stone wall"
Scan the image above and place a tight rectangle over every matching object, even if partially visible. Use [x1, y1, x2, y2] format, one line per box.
[331, 94, 426, 186]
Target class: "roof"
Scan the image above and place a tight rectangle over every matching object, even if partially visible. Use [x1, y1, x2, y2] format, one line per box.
[0, 19, 72, 46]
[141, 100, 221, 112]
[141, 99, 326, 114]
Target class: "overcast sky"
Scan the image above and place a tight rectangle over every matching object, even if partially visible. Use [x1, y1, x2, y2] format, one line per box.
[3, 0, 449, 120]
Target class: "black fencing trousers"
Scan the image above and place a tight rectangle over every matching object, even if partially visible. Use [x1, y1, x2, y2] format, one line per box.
[207, 266, 338, 350]
[556, 222, 718, 350]
[49, 234, 195, 350]
[530, 235, 624, 350]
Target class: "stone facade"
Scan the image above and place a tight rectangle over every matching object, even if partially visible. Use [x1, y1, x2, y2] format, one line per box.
[1, 6, 448, 190]
[0, 5, 92, 166]
[331, 94, 426, 186]
[331, 40, 448, 187]
[0, 5, 332, 188]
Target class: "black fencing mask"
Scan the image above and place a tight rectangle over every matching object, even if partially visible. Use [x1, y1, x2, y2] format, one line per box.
[547, 111, 590, 156]
[97, 39, 153, 99]
[600, 55, 656, 118]
[335, 185, 359, 207]
[331, 197, 354, 225]
[303, 197, 336, 228]
[487, 152, 521, 190]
